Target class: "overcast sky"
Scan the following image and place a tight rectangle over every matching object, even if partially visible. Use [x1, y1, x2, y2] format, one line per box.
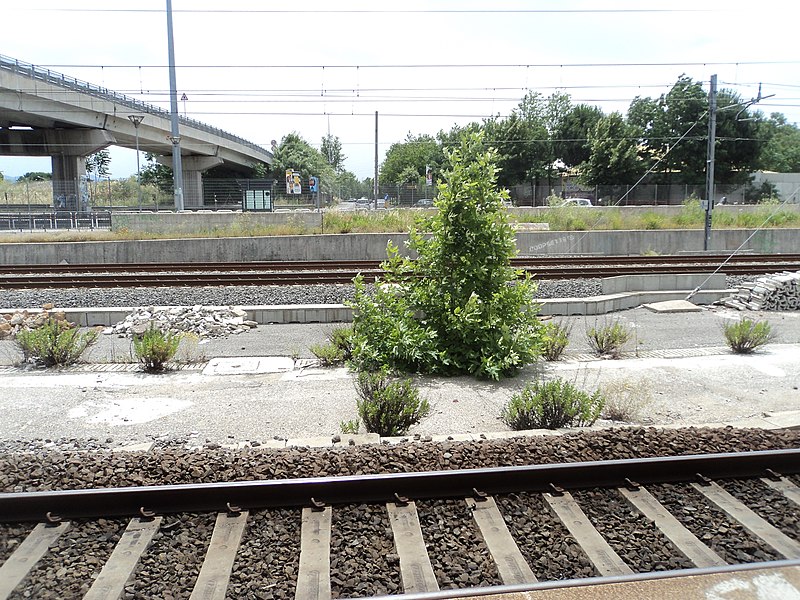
[2, 0, 799, 180]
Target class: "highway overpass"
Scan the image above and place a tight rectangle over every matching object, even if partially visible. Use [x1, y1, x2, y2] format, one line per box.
[0, 54, 273, 209]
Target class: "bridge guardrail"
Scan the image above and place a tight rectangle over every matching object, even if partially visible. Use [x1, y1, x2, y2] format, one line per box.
[0, 54, 272, 161]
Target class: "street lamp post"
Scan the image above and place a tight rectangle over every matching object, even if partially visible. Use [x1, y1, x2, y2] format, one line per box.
[128, 115, 144, 212]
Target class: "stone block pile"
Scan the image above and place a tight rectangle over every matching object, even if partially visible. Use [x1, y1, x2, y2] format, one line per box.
[107, 305, 258, 338]
[720, 271, 800, 311]
[0, 304, 74, 340]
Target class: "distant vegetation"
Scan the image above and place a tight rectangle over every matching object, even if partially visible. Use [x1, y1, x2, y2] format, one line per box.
[1, 198, 798, 244]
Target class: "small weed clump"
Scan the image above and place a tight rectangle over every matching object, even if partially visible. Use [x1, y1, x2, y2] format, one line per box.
[355, 369, 430, 436]
[586, 320, 631, 358]
[15, 319, 98, 367]
[310, 326, 354, 366]
[600, 378, 653, 422]
[339, 419, 360, 435]
[540, 320, 571, 361]
[133, 324, 181, 372]
[501, 378, 604, 430]
[723, 318, 773, 354]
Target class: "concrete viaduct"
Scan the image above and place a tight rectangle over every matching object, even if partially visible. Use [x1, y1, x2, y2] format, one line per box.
[0, 54, 273, 209]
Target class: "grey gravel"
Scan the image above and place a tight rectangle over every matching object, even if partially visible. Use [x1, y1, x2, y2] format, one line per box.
[0, 279, 614, 311]
[0, 276, 758, 311]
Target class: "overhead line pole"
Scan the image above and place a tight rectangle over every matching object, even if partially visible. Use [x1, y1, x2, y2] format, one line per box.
[166, 0, 184, 211]
[374, 111, 379, 209]
[703, 74, 717, 251]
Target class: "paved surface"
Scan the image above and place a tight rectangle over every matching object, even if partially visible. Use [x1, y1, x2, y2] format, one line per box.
[472, 564, 800, 599]
[0, 306, 799, 446]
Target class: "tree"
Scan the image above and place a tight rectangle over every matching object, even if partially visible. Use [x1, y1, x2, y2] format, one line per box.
[85, 150, 111, 203]
[554, 104, 604, 169]
[85, 150, 110, 180]
[349, 131, 543, 380]
[320, 134, 346, 173]
[19, 172, 51, 182]
[629, 75, 766, 185]
[380, 133, 444, 185]
[582, 113, 644, 185]
[140, 154, 173, 193]
[757, 113, 800, 173]
[270, 132, 333, 184]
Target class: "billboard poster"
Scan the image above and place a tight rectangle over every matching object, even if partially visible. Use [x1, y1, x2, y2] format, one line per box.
[285, 170, 303, 194]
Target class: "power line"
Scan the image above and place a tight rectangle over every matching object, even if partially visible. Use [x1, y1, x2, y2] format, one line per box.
[38, 60, 800, 69]
[24, 8, 716, 14]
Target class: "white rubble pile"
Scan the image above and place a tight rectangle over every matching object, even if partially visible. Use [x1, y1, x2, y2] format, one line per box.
[108, 305, 258, 338]
[0, 304, 75, 340]
[720, 271, 800, 311]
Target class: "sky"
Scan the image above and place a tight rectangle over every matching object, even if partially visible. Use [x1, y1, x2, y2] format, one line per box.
[1, 0, 799, 181]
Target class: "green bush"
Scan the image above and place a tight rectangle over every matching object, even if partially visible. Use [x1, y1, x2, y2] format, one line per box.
[349, 131, 543, 380]
[132, 324, 181, 372]
[723, 318, 773, 354]
[641, 212, 665, 230]
[15, 319, 98, 367]
[586, 320, 631, 358]
[339, 418, 360, 435]
[540, 321, 571, 361]
[355, 369, 430, 436]
[500, 378, 605, 430]
[310, 325, 354, 366]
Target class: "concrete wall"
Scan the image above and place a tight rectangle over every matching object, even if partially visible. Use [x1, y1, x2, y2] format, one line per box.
[112, 204, 800, 235]
[112, 210, 322, 234]
[1, 229, 798, 265]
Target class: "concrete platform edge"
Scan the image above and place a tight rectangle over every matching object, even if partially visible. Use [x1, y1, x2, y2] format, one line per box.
[0, 289, 734, 326]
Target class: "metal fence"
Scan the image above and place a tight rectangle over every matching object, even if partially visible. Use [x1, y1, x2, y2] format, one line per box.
[0, 211, 111, 232]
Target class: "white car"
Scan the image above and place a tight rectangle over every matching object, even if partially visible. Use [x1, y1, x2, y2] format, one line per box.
[558, 198, 593, 207]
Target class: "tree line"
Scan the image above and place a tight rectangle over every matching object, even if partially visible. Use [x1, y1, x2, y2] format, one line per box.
[380, 75, 800, 193]
[61, 74, 800, 203]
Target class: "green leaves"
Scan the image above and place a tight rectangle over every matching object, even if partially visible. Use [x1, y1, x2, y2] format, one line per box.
[349, 131, 544, 380]
[15, 319, 97, 367]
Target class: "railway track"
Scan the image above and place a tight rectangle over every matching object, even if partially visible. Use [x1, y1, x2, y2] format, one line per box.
[1, 253, 800, 289]
[1, 450, 798, 598]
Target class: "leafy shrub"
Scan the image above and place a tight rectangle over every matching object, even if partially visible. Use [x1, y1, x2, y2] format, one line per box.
[675, 197, 704, 228]
[540, 320, 571, 361]
[586, 320, 631, 358]
[310, 325, 354, 366]
[355, 369, 430, 436]
[133, 324, 181, 372]
[349, 131, 543, 380]
[15, 319, 98, 367]
[501, 378, 605, 430]
[723, 318, 773, 354]
[641, 212, 665, 230]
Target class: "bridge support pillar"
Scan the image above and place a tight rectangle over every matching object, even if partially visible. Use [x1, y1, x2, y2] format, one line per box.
[156, 155, 223, 209]
[0, 128, 115, 210]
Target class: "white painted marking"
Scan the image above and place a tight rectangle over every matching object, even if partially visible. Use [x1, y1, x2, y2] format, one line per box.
[67, 397, 193, 425]
[705, 573, 800, 599]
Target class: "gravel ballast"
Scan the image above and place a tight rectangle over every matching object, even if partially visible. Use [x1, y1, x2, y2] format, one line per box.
[1, 428, 797, 494]
[0, 276, 758, 311]
[2, 428, 798, 596]
[0, 279, 603, 310]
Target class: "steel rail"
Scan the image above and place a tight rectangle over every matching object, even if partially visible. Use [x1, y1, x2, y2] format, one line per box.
[1, 261, 799, 289]
[1, 449, 797, 523]
[367, 560, 800, 600]
[1, 253, 799, 274]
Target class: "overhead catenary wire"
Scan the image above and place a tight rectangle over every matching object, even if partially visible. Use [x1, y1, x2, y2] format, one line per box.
[685, 185, 800, 301]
